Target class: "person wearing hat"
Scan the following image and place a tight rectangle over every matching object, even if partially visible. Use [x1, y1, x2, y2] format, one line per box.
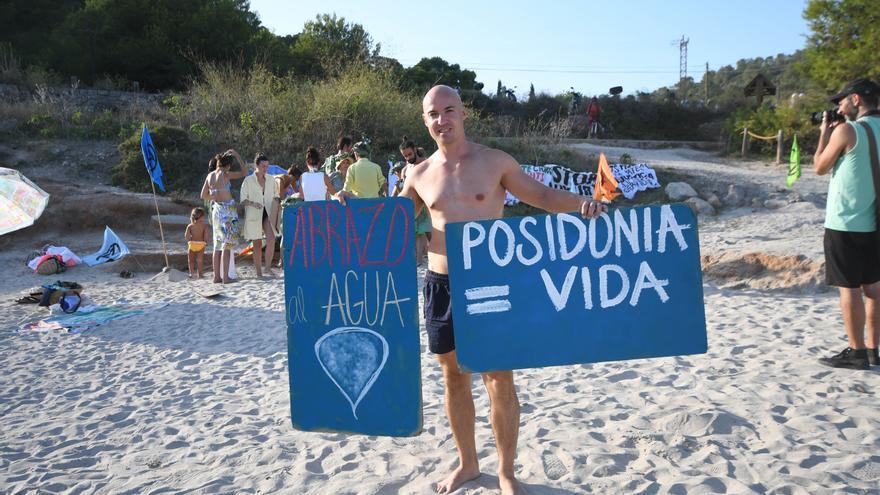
[322, 135, 353, 176]
[343, 141, 386, 198]
[328, 151, 354, 192]
[813, 78, 880, 369]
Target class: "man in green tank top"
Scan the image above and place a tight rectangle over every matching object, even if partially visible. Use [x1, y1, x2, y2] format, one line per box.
[813, 78, 880, 370]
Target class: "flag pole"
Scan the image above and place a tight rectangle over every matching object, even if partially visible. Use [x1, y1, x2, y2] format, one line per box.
[148, 171, 170, 270]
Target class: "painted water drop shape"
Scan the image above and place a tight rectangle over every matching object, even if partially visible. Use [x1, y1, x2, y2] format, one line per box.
[315, 327, 389, 419]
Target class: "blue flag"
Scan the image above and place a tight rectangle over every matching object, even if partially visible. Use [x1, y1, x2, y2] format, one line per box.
[83, 226, 131, 266]
[141, 124, 165, 192]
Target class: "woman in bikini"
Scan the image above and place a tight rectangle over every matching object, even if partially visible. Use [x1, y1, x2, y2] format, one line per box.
[200, 149, 247, 283]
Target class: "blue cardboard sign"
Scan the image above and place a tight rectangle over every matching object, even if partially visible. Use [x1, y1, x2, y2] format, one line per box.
[445, 204, 707, 373]
[283, 198, 422, 436]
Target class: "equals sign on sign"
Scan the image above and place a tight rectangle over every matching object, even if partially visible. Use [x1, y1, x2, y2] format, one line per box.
[464, 285, 511, 315]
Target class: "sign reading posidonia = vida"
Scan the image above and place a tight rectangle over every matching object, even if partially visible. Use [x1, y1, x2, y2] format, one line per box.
[445, 203, 708, 373]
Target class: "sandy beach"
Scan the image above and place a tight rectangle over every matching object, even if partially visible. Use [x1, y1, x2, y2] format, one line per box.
[2, 145, 879, 494]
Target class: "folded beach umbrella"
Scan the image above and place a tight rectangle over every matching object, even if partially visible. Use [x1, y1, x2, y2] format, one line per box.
[0, 167, 50, 236]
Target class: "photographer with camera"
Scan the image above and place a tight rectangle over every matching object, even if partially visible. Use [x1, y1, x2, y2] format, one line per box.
[813, 78, 880, 370]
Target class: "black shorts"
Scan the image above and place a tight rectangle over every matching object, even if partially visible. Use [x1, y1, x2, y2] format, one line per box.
[824, 228, 880, 288]
[424, 271, 455, 354]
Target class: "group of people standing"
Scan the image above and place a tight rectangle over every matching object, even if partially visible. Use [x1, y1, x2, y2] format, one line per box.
[190, 136, 429, 283]
[187, 84, 609, 495]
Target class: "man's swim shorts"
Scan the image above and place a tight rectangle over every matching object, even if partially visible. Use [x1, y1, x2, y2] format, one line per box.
[424, 270, 455, 354]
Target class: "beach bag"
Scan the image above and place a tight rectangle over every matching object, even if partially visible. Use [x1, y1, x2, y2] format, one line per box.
[15, 281, 82, 305]
[35, 255, 66, 275]
[58, 293, 82, 313]
[37, 281, 84, 307]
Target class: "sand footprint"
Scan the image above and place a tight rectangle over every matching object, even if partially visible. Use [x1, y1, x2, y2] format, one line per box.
[541, 450, 568, 481]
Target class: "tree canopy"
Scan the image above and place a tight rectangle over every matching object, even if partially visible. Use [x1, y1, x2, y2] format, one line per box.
[802, 0, 880, 91]
[2, 0, 878, 145]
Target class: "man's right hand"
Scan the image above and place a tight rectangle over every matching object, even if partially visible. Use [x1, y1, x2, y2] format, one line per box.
[820, 111, 843, 135]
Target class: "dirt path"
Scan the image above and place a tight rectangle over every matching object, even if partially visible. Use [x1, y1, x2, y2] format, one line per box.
[570, 143, 830, 292]
[3, 138, 832, 292]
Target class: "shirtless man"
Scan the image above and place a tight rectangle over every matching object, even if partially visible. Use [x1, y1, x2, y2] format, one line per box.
[397, 85, 606, 494]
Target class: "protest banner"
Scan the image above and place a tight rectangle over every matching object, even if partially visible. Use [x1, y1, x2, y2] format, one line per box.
[445, 204, 707, 372]
[282, 198, 422, 436]
[506, 163, 660, 205]
[611, 164, 661, 199]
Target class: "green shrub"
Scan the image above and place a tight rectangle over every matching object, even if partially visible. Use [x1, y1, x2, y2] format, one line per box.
[89, 110, 121, 139]
[112, 124, 208, 193]
[189, 123, 212, 141]
[117, 121, 140, 141]
[23, 114, 61, 137]
[729, 95, 823, 156]
[184, 62, 429, 164]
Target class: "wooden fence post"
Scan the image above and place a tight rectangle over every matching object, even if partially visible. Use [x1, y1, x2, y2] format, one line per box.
[776, 129, 784, 164]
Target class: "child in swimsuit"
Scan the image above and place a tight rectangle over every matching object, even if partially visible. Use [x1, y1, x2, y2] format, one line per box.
[185, 207, 210, 279]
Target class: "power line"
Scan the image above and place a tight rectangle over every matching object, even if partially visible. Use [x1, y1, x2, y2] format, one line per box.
[462, 67, 685, 74]
[396, 59, 704, 71]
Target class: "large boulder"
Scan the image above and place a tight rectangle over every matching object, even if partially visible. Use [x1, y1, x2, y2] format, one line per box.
[705, 192, 723, 209]
[763, 199, 789, 209]
[685, 197, 716, 216]
[666, 182, 698, 201]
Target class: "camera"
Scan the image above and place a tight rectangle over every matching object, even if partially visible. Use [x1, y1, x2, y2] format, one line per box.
[810, 110, 846, 125]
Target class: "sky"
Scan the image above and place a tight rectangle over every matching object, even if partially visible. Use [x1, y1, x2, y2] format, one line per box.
[249, 0, 810, 98]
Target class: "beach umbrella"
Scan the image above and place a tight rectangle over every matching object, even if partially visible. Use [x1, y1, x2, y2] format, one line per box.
[0, 167, 50, 236]
[248, 164, 288, 176]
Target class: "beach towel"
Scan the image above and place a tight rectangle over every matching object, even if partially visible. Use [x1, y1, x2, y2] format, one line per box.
[18, 301, 168, 334]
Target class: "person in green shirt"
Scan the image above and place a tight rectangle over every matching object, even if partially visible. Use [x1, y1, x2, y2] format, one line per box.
[813, 78, 880, 370]
[343, 141, 386, 198]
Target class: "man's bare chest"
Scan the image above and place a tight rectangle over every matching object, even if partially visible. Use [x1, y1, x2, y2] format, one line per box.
[416, 166, 504, 211]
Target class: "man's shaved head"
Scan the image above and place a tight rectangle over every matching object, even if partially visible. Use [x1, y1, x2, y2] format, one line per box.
[422, 85, 467, 146]
[422, 85, 462, 112]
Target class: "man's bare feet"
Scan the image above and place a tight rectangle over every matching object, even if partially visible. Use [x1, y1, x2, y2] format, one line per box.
[213, 278, 222, 284]
[499, 474, 526, 495]
[436, 465, 480, 494]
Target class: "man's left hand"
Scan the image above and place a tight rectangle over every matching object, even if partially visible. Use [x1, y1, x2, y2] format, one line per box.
[580, 199, 607, 219]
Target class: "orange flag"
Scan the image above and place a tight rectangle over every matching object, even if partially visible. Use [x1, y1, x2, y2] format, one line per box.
[593, 152, 620, 202]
